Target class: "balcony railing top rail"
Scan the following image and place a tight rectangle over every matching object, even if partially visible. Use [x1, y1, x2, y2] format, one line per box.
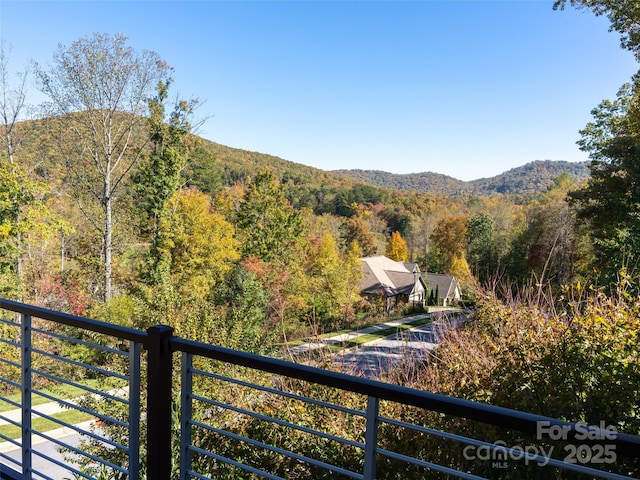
[0, 298, 147, 343]
[0, 297, 638, 480]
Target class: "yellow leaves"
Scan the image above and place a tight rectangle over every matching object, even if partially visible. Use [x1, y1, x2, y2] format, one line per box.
[429, 215, 470, 275]
[385, 231, 409, 262]
[450, 253, 472, 283]
[160, 188, 240, 298]
[0, 223, 11, 238]
[594, 315, 609, 327]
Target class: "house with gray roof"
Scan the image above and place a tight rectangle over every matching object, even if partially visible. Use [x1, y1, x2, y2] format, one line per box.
[360, 256, 426, 312]
[424, 273, 461, 306]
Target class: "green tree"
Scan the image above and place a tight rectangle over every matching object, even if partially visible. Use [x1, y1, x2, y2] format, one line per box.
[385, 231, 409, 262]
[554, 0, 640, 289]
[183, 143, 223, 195]
[36, 33, 170, 301]
[213, 264, 274, 353]
[419, 244, 444, 274]
[567, 78, 640, 287]
[236, 172, 304, 263]
[466, 212, 494, 281]
[554, 1, 640, 60]
[134, 78, 197, 246]
[380, 207, 412, 238]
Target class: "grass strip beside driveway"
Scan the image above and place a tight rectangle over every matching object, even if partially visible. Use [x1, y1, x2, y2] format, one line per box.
[322, 316, 433, 353]
[0, 409, 94, 440]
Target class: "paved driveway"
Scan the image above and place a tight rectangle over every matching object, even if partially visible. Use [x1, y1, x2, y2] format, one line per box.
[333, 312, 466, 378]
[1, 431, 86, 479]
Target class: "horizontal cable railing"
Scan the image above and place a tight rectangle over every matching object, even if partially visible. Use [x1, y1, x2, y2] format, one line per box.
[0, 298, 638, 479]
[0, 299, 143, 480]
[173, 337, 640, 480]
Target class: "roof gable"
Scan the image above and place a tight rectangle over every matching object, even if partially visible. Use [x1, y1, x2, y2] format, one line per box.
[424, 273, 460, 299]
[360, 256, 423, 296]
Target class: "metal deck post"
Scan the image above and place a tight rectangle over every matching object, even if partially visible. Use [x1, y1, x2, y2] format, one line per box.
[363, 396, 380, 480]
[146, 325, 174, 480]
[129, 340, 142, 480]
[179, 352, 193, 480]
[20, 314, 32, 479]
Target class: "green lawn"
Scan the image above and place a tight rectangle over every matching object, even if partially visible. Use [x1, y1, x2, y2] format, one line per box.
[0, 378, 126, 440]
[0, 408, 94, 440]
[287, 313, 433, 347]
[322, 315, 433, 353]
[0, 378, 121, 413]
[285, 315, 434, 354]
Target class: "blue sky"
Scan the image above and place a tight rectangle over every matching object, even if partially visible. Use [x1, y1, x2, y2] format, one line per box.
[1, 1, 637, 181]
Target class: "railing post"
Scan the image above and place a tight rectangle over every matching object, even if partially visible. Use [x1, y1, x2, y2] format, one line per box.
[129, 340, 142, 480]
[146, 325, 174, 480]
[180, 352, 193, 480]
[21, 314, 32, 478]
[363, 396, 379, 480]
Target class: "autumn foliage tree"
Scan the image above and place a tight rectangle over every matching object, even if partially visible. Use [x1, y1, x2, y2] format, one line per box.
[0, 160, 34, 295]
[429, 215, 471, 281]
[340, 216, 377, 257]
[305, 231, 362, 330]
[385, 231, 409, 262]
[158, 188, 239, 299]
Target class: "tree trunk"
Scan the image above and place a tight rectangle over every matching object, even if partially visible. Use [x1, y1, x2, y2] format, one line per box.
[104, 179, 112, 302]
[60, 233, 65, 273]
[6, 130, 14, 165]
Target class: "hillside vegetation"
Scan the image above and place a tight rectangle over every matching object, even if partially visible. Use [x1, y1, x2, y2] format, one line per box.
[15, 117, 589, 216]
[334, 160, 590, 196]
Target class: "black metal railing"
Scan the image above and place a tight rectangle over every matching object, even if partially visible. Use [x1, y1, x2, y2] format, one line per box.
[0, 298, 639, 479]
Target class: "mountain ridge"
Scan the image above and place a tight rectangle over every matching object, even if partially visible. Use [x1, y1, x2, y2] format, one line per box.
[331, 160, 590, 196]
[7, 116, 590, 198]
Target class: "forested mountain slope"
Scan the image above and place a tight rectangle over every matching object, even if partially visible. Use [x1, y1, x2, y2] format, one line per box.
[334, 160, 590, 196]
[11, 117, 435, 221]
[16, 117, 357, 195]
[190, 141, 357, 191]
[14, 116, 586, 200]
